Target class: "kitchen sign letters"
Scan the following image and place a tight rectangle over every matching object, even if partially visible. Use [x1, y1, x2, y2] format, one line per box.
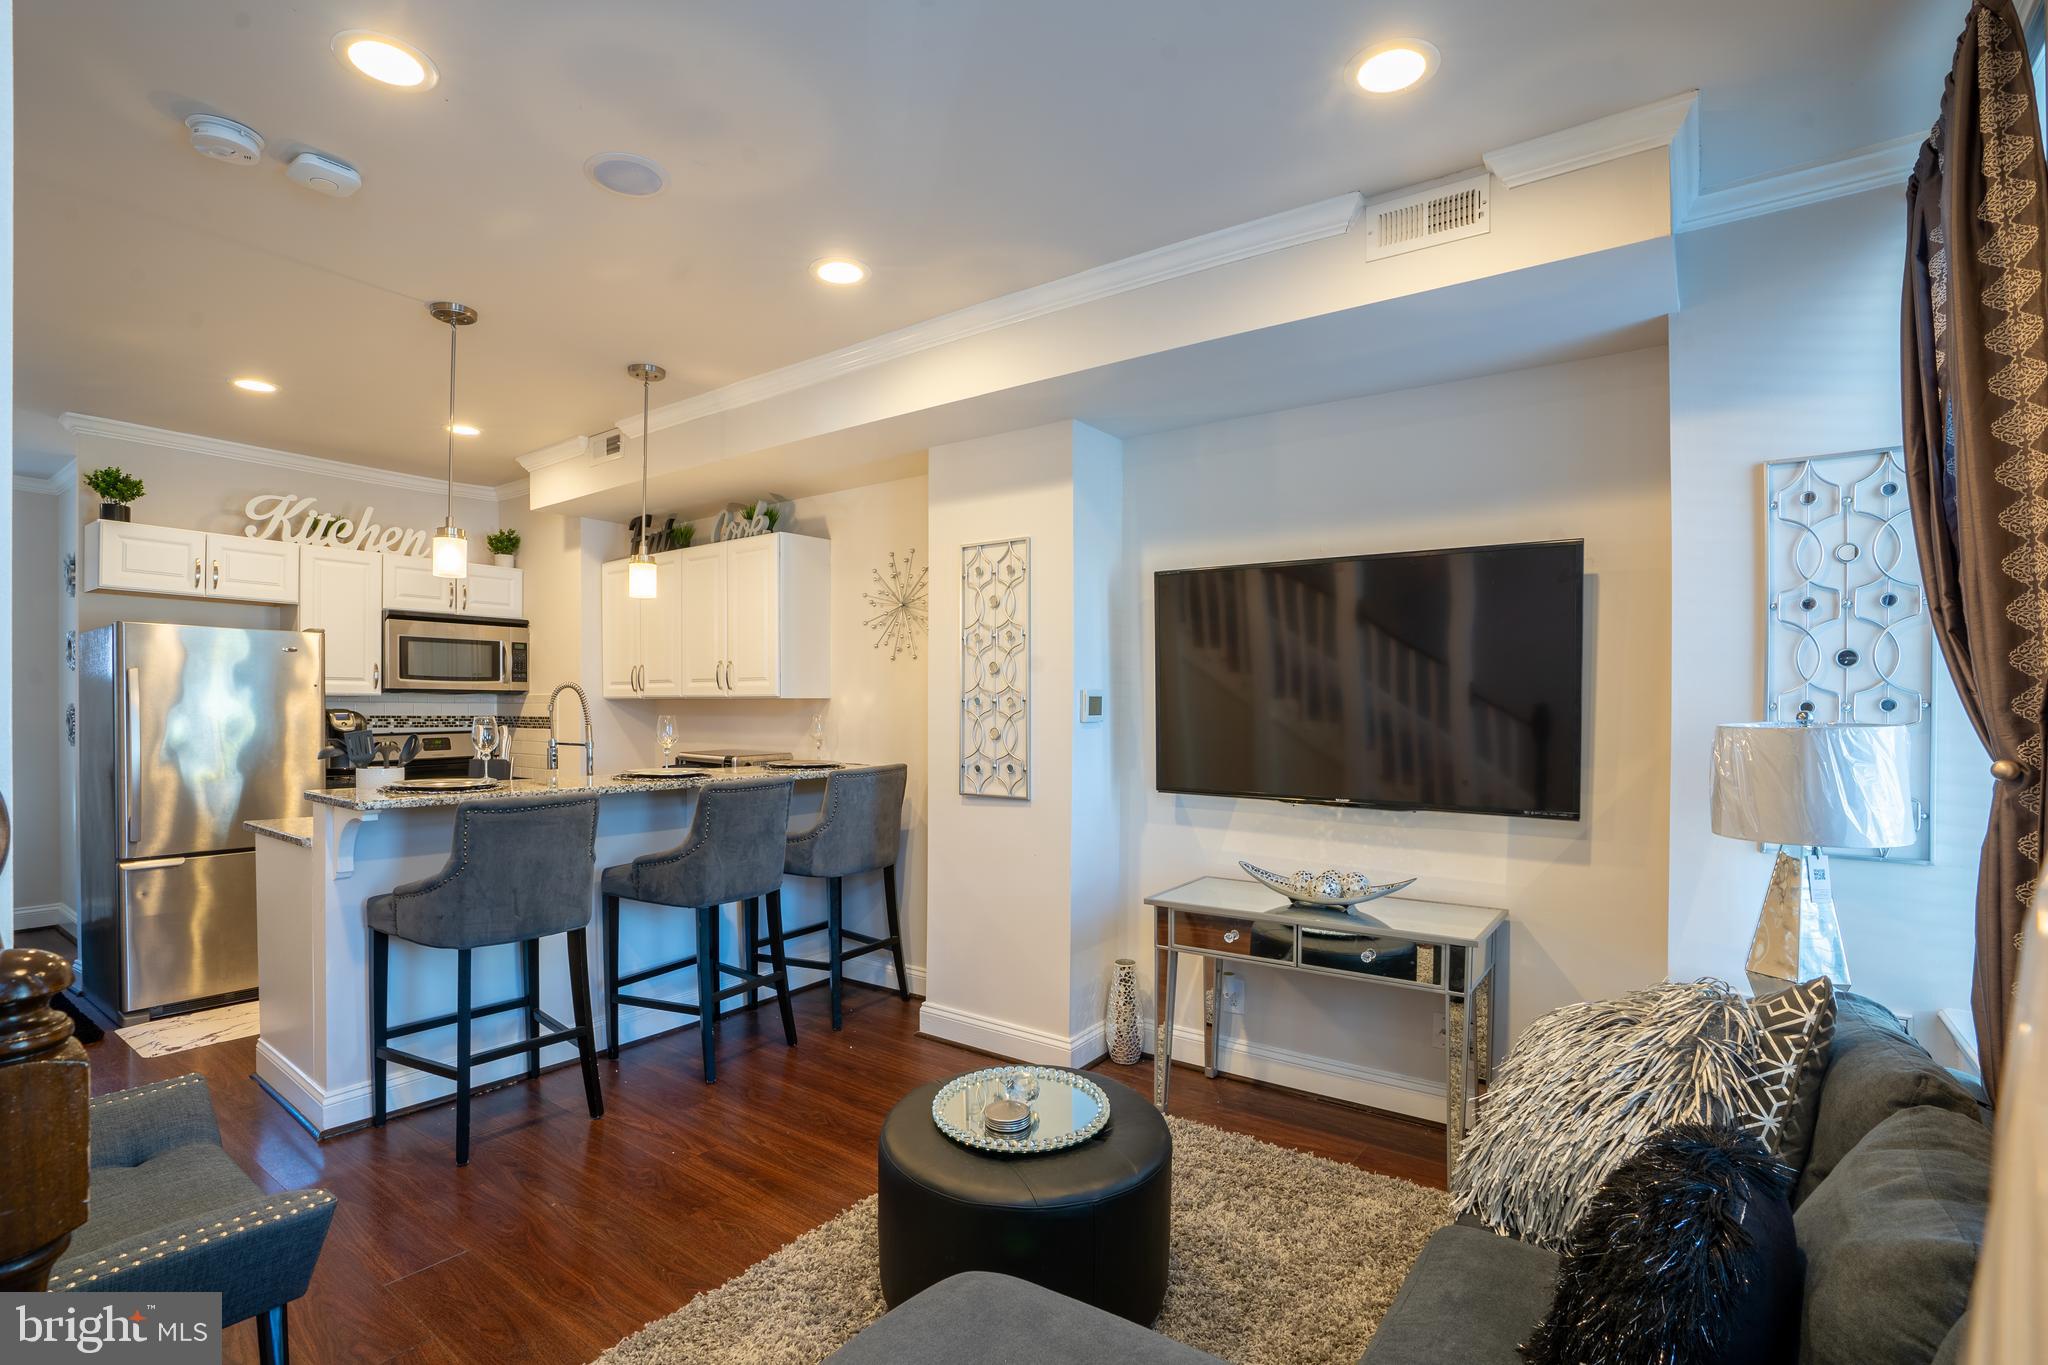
[242, 493, 433, 557]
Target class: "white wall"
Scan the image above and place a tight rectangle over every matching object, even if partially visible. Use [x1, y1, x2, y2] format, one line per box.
[1120, 349, 1673, 1117]
[1668, 187, 1985, 1019]
[504, 475, 933, 989]
[12, 490, 65, 917]
[924, 421, 1124, 1061]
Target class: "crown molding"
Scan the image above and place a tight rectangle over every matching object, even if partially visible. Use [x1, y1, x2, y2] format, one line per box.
[1678, 134, 1922, 232]
[513, 433, 591, 475]
[494, 477, 530, 504]
[1483, 91, 1699, 189]
[13, 463, 73, 494]
[594, 191, 1364, 441]
[58, 413, 509, 502]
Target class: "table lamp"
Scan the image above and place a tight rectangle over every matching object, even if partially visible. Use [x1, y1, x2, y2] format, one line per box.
[1709, 717, 1913, 985]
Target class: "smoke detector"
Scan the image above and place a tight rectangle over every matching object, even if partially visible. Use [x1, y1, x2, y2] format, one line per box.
[286, 151, 362, 198]
[584, 153, 668, 197]
[185, 114, 264, 165]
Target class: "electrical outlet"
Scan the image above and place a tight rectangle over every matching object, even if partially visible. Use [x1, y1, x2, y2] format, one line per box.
[1433, 1016, 1447, 1048]
[1221, 974, 1245, 1015]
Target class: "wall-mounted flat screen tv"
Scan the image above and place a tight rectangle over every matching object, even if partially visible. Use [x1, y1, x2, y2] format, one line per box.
[1153, 540, 1584, 819]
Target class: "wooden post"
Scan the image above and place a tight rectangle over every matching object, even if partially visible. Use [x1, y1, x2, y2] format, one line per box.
[0, 948, 92, 1291]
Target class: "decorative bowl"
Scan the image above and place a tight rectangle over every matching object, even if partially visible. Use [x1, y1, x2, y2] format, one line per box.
[1238, 861, 1416, 910]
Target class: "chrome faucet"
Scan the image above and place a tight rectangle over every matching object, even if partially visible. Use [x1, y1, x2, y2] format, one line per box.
[546, 682, 595, 784]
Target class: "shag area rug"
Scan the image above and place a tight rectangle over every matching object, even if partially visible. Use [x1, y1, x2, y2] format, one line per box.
[595, 1116, 1449, 1365]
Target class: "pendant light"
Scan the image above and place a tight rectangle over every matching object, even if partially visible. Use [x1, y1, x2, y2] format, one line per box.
[626, 361, 667, 598]
[428, 301, 478, 579]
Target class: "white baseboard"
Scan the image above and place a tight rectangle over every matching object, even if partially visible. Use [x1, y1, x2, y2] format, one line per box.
[919, 999, 1102, 1067]
[14, 903, 77, 936]
[1165, 1020, 1447, 1124]
[841, 956, 927, 997]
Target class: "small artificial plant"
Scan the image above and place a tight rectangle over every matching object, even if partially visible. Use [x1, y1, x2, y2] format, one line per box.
[83, 466, 146, 504]
[741, 500, 780, 531]
[486, 529, 521, 556]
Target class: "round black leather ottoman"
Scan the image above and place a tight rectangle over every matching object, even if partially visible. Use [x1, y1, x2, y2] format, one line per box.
[876, 1073, 1171, 1324]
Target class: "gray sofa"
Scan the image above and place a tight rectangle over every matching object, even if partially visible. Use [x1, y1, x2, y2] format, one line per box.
[834, 992, 1991, 1364]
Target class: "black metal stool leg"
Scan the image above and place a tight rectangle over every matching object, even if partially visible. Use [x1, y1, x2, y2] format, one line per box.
[255, 1305, 288, 1365]
[520, 937, 541, 1081]
[882, 864, 909, 1000]
[745, 897, 762, 1011]
[602, 892, 622, 1059]
[695, 905, 719, 1083]
[766, 889, 797, 1046]
[454, 948, 473, 1166]
[565, 927, 605, 1119]
[828, 876, 845, 1030]
[371, 929, 390, 1127]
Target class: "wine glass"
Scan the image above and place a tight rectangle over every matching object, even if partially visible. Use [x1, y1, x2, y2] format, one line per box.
[657, 714, 676, 767]
[470, 715, 500, 772]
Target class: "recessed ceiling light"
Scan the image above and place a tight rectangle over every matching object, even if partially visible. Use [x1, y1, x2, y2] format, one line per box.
[232, 377, 278, 394]
[333, 30, 439, 90]
[812, 258, 867, 286]
[585, 153, 668, 197]
[1353, 40, 1439, 95]
[448, 423, 481, 437]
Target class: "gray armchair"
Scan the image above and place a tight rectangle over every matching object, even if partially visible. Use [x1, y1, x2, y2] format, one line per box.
[49, 1073, 336, 1365]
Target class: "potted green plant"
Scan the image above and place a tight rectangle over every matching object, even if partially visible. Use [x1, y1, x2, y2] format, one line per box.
[486, 528, 521, 567]
[83, 467, 146, 522]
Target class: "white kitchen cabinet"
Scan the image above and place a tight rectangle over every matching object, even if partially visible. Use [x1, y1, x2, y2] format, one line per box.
[82, 521, 298, 604]
[600, 552, 684, 698]
[678, 534, 830, 698]
[297, 545, 384, 695]
[383, 554, 524, 619]
[383, 554, 456, 613]
[205, 532, 299, 603]
[463, 562, 524, 619]
[83, 521, 208, 595]
[675, 546, 727, 696]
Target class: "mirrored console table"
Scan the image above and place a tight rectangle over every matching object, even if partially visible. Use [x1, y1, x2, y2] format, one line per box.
[1145, 876, 1507, 1172]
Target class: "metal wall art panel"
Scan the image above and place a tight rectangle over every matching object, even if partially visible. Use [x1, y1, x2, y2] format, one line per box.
[960, 538, 1030, 798]
[1764, 449, 1933, 862]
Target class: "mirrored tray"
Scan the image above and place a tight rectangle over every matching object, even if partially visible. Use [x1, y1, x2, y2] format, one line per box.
[931, 1066, 1110, 1155]
[765, 759, 842, 770]
[618, 767, 713, 779]
[384, 777, 500, 794]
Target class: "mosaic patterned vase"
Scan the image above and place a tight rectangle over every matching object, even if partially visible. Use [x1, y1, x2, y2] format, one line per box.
[1107, 958, 1143, 1065]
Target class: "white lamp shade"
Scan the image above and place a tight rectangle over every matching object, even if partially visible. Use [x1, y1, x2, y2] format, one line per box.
[1710, 721, 1912, 849]
[431, 526, 468, 578]
[627, 556, 658, 599]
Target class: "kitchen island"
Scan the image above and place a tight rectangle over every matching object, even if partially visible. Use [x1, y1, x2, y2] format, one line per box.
[250, 766, 842, 1135]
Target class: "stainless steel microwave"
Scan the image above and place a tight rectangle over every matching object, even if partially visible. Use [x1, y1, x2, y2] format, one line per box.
[383, 612, 529, 693]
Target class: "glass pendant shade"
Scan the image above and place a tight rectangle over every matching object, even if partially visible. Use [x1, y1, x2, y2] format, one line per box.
[627, 554, 658, 599]
[431, 524, 468, 578]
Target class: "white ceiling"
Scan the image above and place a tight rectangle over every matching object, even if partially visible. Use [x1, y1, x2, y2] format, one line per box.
[15, 0, 1960, 481]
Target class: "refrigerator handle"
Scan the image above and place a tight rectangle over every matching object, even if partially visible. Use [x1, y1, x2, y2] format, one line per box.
[123, 666, 142, 848]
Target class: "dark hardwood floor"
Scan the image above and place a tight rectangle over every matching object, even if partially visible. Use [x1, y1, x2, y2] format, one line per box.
[70, 976, 1445, 1365]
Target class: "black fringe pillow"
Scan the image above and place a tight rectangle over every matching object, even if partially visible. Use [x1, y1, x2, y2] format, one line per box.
[1522, 1124, 1800, 1365]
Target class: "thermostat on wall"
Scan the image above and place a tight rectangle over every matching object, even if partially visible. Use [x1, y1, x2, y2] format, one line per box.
[1078, 689, 1107, 724]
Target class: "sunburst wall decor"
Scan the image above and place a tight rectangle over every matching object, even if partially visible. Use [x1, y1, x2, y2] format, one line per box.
[864, 548, 928, 662]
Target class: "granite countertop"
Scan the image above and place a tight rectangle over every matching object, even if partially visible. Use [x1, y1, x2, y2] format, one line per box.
[303, 763, 848, 812]
[246, 817, 315, 847]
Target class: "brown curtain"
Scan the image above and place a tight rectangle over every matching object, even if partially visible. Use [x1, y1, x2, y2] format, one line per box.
[1902, 0, 2048, 1098]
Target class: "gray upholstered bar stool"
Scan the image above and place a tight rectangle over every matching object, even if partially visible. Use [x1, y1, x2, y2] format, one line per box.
[754, 763, 910, 1030]
[367, 796, 604, 1167]
[600, 775, 797, 1082]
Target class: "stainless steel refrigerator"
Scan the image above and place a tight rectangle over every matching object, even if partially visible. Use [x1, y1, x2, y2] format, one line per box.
[78, 622, 325, 1022]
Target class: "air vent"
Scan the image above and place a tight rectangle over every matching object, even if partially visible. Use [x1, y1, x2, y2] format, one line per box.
[1363, 172, 1491, 260]
[592, 430, 624, 464]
